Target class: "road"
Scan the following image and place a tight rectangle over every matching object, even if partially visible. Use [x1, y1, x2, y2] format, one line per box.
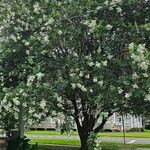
[26, 135, 150, 145]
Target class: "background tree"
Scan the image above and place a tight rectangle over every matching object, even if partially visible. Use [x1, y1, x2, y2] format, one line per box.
[0, 0, 150, 149]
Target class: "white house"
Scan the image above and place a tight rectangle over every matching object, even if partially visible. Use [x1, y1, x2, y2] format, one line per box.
[32, 113, 143, 131]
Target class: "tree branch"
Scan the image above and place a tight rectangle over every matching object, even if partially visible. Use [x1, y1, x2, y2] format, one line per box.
[94, 110, 113, 133]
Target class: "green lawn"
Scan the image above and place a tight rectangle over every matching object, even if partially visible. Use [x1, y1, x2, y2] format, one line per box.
[31, 139, 150, 149]
[100, 131, 150, 138]
[25, 130, 150, 138]
[31, 139, 80, 146]
[27, 130, 150, 149]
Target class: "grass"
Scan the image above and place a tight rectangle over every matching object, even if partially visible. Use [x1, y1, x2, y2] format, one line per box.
[27, 130, 150, 149]
[37, 145, 80, 150]
[31, 139, 80, 146]
[30, 139, 150, 149]
[25, 130, 150, 138]
[100, 142, 150, 149]
[100, 131, 150, 138]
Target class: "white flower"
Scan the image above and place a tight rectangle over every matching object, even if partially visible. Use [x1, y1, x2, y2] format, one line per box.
[73, 52, 78, 57]
[97, 47, 101, 53]
[111, 0, 122, 5]
[58, 30, 63, 35]
[13, 97, 20, 106]
[57, 96, 62, 101]
[96, 6, 102, 11]
[130, 53, 136, 59]
[70, 73, 75, 77]
[71, 83, 76, 89]
[37, 72, 45, 80]
[104, 0, 109, 5]
[118, 87, 123, 94]
[132, 72, 139, 80]
[81, 85, 87, 92]
[19, 88, 24, 93]
[140, 62, 149, 71]
[33, 3, 41, 13]
[43, 35, 49, 43]
[145, 94, 150, 101]
[143, 73, 148, 77]
[10, 35, 17, 42]
[40, 99, 47, 109]
[29, 109, 34, 114]
[23, 92, 28, 97]
[45, 18, 54, 25]
[98, 80, 103, 86]
[77, 83, 82, 88]
[4, 105, 9, 111]
[25, 42, 30, 46]
[26, 50, 29, 55]
[106, 24, 113, 30]
[95, 61, 101, 68]
[129, 42, 134, 50]
[2, 88, 7, 92]
[22, 102, 27, 107]
[85, 74, 90, 79]
[33, 113, 40, 119]
[41, 50, 47, 55]
[88, 20, 97, 28]
[102, 60, 108, 66]
[85, 55, 91, 60]
[107, 54, 113, 60]
[79, 72, 84, 77]
[116, 7, 122, 13]
[89, 62, 95, 67]
[93, 77, 98, 83]
[137, 44, 145, 53]
[27, 75, 35, 86]
[125, 93, 131, 99]
[83, 20, 89, 26]
[90, 89, 93, 93]
[132, 84, 138, 89]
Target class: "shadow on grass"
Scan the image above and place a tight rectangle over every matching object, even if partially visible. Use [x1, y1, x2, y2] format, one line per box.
[37, 145, 80, 150]
[36, 144, 150, 150]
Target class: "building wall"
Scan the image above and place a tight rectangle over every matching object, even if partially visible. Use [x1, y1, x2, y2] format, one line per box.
[31, 113, 143, 131]
[103, 113, 142, 131]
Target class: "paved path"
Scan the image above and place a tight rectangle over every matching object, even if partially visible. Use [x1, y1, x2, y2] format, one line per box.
[26, 135, 150, 145]
[100, 137, 150, 144]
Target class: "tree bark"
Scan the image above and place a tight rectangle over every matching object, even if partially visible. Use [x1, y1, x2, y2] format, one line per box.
[75, 117, 95, 150]
[74, 112, 112, 150]
[94, 116, 107, 133]
[80, 133, 89, 150]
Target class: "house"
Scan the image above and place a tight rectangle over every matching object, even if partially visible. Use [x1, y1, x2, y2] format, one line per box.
[31, 113, 143, 131]
[101, 113, 142, 131]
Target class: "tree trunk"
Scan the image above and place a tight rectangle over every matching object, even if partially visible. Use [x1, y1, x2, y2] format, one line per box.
[75, 114, 109, 150]
[74, 117, 91, 150]
[79, 131, 89, 150]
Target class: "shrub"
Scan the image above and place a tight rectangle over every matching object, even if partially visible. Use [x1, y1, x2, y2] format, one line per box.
[87, 132, 98, 150]
[103, 129, 112, 132]
[7, 137, 37, 150]
[113, 129, 120, 132]
[127, 128, 143, 132]
[145, 125, 150, 130]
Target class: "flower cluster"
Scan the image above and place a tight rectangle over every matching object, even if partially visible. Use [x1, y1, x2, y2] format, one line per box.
[130, 43, 149, 71]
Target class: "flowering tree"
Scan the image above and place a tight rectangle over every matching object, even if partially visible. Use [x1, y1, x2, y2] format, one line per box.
[0, 0, 150, 149]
